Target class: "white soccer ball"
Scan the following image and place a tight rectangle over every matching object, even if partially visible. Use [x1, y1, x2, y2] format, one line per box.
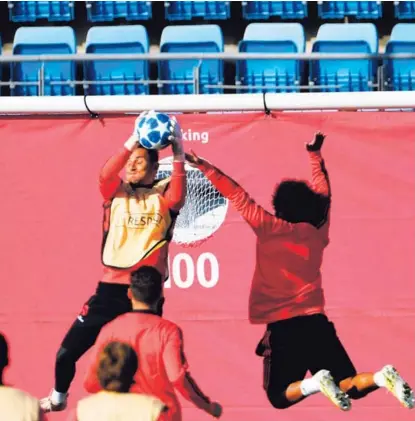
[136, 110, 173, 150]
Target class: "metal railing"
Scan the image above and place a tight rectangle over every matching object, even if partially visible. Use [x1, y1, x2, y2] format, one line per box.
[0, 51, 414, 95]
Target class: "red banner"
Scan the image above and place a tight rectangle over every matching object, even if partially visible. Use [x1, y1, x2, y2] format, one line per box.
[0, 112, 414, 421]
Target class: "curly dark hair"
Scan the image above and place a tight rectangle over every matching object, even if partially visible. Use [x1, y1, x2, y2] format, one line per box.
[272, 179, 330, 228]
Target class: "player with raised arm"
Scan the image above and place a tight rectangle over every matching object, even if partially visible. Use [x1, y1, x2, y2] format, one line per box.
[185, 132, 414, 412]
[40, 114, 186, 412]
[83, 266, 222, 421]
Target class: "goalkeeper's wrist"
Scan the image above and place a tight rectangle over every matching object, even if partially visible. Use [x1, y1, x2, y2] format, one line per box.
[172, 143, 185, 162]
[124, 135, 138, 152]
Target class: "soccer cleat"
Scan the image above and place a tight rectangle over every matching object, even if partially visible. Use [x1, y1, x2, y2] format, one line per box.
[314, 369, 351, 411]
[380, 365, 414, 409]
[39, 391, 68, 413]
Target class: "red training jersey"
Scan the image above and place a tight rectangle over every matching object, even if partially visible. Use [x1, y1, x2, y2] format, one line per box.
[199, 151, 331, 324]
[99, 147, 186, 285]
[84, 311, 213, 421]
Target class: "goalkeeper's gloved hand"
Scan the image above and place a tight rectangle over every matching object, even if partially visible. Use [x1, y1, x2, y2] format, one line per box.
[124, 111, 149, 151]
[168, 116, 183, 145]
[306, 131, 326, 152]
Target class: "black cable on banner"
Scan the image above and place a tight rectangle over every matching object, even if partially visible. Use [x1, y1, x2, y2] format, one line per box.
[83, 95, 99, 119]
[263, 92, 271, 115]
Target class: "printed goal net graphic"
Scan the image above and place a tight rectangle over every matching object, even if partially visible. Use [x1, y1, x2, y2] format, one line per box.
[157, 157, 229, 247]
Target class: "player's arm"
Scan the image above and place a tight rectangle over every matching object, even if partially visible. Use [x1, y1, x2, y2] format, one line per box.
[163, 117, 187, 212]
[306, 132, 331, 228]
[306, 132, 331, 198]
[99, 114, 151, 200]
[185, 150, 293, 236]
[163, 327, 222, 418]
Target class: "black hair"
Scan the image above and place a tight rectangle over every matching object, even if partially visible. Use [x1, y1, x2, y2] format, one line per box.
[0, 333, 9, 385]
[272, 180, 330, 228]
[138, 145, 159, 165]
[130, 266, 163, 305]
[97, 341, 138, 393]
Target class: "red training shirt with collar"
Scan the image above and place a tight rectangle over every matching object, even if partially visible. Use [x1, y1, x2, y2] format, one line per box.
[98, 147, 186, 285]
[198, 151, 331, 324]
[84, 311, 213, 421]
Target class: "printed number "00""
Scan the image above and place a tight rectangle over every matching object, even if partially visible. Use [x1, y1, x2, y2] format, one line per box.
[165, 252, 219, 289]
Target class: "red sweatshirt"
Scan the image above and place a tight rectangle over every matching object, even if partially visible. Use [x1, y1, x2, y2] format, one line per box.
[199, 151, 331, 324]
[98, 147, 186, 285]
[84, 311, 213, 421]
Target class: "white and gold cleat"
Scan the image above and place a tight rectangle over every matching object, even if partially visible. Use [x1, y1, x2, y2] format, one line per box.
[314, 369, 351, 411]
[380, 365, 414, 409]
[39, 391, 68, 413]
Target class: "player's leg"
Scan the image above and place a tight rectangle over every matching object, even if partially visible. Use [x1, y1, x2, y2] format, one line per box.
[256, 327, 307, 409]
[258, 317, 348, 410]
[340, 367, 414, 409]
[307, 315, 414, 409]
[40, 283, 131, 412]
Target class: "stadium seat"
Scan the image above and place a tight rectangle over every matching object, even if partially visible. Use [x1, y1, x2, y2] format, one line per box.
[242, 1, 308, 20]
[159, 25, 224, 95]
[236, 23, 305, 93]
[164, 1, 230, 21]
[86, 1, 152, 22]
[8, 1, 74, 22]
[384, 24, 415, 91]
[317, 1, 382, 20]
[84, 26, 149, 95]
[310, 23, 378, 92]
[394, 1, 415, 19]
[11, 27, 76, 96]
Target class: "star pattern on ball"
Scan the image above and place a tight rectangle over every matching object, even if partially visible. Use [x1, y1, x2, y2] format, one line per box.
[137, 112, 172, 150]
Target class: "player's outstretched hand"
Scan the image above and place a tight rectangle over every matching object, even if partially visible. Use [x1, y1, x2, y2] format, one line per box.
[168, 116, 183, 146]
[125, 111, 150, 151]
[207, 402, 223, 418]
[134, 110, 149, 136]
[306, 131, 326, 152]
[185, 149, 206, 168]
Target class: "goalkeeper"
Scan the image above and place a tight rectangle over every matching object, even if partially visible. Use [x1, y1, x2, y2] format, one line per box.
[185, 132, 414, 412]
[40, 114, 186, 412]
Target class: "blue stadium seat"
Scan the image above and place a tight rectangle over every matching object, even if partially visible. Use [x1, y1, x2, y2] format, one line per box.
[84, 26, 149, 95]
[310, 23, 378, 92]
[159, 25, 224, 94]
[384, 24, 415, 91]
[236, 23, 305, 93]
[242, 1, 308, 20]
[394, 1, 415, 19]
[317, 1, 382, 19]
[8, 1, 74, 22]
[11, 27, 76, 96]
[86, 1, 152, 22]
[164, 1, 230, 21]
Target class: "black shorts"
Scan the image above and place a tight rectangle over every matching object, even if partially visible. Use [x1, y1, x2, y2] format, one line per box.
[256, 314, 357, 396]
[60, 282, 132, 360]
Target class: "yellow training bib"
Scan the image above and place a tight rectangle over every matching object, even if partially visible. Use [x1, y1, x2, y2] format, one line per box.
[102, 178, 172, 269]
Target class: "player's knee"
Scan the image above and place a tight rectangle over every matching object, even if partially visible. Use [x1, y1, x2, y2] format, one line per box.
[267, 390, 293, 409]
[346, 387, 369, 400]
[56, 347, 75, 366]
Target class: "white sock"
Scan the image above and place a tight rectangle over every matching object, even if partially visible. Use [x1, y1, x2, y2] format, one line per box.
[373, 370, 386, 388]
[51, 389, 67, 404]
[300, 377, 320, 397]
